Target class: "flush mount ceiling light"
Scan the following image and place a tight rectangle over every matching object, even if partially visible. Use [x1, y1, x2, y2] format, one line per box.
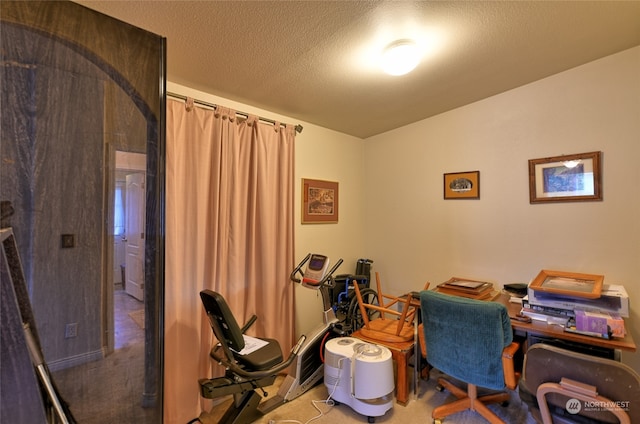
[381, 39, 420, 76]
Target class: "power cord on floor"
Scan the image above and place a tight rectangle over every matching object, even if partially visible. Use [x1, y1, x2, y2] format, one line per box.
[267, 396, 334, 424]
[268, 358, 344, 424]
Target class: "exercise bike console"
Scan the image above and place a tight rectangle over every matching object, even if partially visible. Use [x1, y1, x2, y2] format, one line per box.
[302, 254, 330, 285]
[290, 253, 343, 290]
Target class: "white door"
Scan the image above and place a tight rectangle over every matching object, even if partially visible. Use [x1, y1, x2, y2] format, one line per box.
[113, 181, 126, 285]
[125, 172, 145, 301]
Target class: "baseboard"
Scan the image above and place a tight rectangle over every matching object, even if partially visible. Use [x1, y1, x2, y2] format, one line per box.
[47, 349, 104, 372]
[141, 392, 158, 408]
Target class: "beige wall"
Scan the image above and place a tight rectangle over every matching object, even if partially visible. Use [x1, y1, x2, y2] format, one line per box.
[292, 124, 366, 335]
[363, 46, 640, 370]
[169, 45, 639, 371]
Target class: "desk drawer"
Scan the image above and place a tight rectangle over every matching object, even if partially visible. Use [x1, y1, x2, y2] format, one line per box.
[527, 334, 620, 361]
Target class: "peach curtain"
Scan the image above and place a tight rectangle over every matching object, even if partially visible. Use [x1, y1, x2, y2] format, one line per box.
[164, 98, 295, 423]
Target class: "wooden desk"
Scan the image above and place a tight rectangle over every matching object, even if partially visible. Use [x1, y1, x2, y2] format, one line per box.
[496, 293, 636, 353]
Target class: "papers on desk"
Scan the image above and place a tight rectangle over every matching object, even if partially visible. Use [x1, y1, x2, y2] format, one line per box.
[520, 296, 572, 325]
[519, 309, 569, 326]
[506, 294, 524, 304]
[228, 335, 268, 356]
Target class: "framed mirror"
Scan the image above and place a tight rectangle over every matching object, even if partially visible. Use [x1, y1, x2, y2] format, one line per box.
[1, 1, 165, 421]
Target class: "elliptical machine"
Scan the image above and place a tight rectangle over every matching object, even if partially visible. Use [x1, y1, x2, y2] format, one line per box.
[259, 253, 343, 412]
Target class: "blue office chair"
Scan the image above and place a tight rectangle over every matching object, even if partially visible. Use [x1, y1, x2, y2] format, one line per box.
[420, 290, 520, 424]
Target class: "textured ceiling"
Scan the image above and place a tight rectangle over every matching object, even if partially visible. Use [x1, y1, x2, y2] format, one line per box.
[76, 1, 640, 138]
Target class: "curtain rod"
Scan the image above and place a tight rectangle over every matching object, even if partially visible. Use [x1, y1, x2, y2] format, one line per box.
[167, 92, 303, 134]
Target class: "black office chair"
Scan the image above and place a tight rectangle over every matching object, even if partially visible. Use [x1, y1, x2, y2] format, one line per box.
[198, 290, 305, 424]
[519, 343, 639, 424]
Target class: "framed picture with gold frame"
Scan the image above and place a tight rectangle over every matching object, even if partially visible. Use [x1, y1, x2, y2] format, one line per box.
[443, 171, 480, 199]
[529, 270, 603, 299]
[528, 151, 602, 203]
[302, 178, 338, 224]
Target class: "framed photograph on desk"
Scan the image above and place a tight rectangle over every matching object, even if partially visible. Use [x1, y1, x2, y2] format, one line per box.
[529, 270, 603, 299]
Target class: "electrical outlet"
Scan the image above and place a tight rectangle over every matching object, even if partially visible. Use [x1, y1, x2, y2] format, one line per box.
[65, 322, 78, 338]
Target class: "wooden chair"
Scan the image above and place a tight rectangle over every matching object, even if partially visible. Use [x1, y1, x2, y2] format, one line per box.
[352, 271, 425, 343]
[351, 273, 430, 405]
[420, 290, 520, 424]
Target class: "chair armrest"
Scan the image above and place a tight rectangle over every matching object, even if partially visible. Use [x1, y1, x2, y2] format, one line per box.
[502, 341, 520, 390]
[418, 323, 427, 358]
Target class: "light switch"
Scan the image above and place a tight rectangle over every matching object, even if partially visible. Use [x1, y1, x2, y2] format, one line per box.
[61, 234, 75, 248]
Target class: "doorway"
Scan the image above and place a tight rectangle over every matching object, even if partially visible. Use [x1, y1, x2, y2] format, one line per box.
[113, 151, 146, 350]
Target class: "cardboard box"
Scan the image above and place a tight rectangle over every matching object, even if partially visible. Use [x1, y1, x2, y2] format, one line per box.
[575, 310, 625, 338]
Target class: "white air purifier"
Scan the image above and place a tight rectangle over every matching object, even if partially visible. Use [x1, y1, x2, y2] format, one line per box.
[324, 337, 394, 422]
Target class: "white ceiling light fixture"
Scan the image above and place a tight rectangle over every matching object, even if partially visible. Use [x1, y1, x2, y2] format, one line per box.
[563, 160, 581, 168]
[381, 39, 420, 76]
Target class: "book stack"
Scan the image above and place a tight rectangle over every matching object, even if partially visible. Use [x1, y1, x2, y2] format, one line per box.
[527, 284, 629, 318]
[436, 277, 497, 300]
[520, 297, 574, 323]
[521, 284, 629, 338]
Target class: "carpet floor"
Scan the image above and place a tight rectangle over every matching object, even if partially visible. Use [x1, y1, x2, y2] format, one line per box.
[198, 369, 537, 424]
